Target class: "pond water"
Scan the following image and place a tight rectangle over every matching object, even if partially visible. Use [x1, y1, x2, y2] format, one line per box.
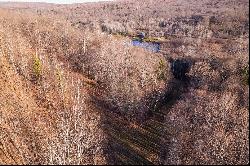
[131, 40, 161, 53]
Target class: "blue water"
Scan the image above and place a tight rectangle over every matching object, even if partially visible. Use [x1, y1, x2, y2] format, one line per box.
[131, 40, 160, 53]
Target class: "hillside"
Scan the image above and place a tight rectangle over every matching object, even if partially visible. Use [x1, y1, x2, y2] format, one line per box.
[0, 0, 249, 165]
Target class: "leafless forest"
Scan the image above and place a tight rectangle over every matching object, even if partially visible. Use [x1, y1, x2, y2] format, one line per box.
[0, 0, 249, 165]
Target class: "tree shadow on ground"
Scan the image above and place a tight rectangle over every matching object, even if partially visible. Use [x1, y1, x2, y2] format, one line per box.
[90, 71, 191, 165]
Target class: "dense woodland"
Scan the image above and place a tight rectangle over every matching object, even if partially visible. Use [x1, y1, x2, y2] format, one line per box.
[0, 0, 249, 165]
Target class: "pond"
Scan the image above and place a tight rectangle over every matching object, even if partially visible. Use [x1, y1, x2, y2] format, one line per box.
[131, 39, 161, 53]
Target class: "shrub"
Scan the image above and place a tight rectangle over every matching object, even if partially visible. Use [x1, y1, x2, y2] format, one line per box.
[242, 66, 249, 85]
[156, 59, 167, 80]
[33, 56, 42, 79]
[56, 67, 63, 86]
